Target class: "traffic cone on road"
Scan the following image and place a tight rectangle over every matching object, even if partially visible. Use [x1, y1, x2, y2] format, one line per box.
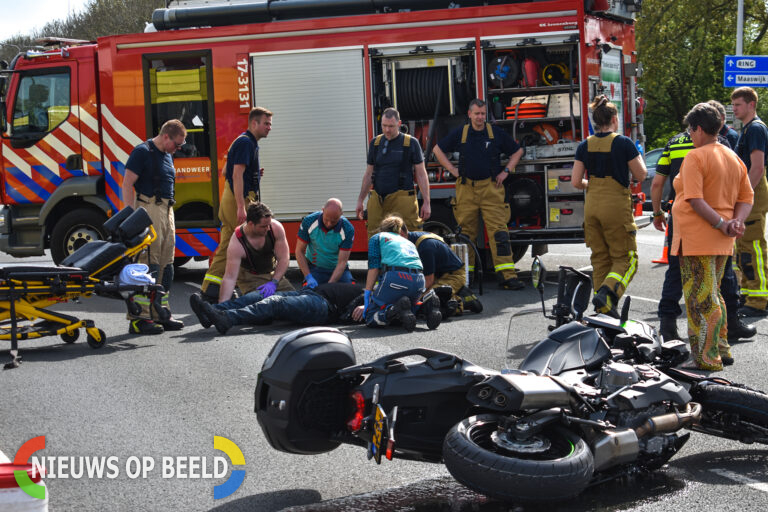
[652, 223, 669, 264]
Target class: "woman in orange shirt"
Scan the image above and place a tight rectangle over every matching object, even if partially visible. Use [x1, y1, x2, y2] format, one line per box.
[671, 103, 754, 371]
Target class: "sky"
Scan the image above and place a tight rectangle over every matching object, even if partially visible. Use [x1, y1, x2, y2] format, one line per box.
[0, 0, 91, 41]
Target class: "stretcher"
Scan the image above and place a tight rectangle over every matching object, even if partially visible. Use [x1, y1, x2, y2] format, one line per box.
[2, 206, 169, 369]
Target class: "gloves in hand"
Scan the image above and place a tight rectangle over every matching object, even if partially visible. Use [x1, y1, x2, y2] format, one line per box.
[363, 289, 371, 317]
[258, 280, 278, 298]
[303, 274, 319, 289]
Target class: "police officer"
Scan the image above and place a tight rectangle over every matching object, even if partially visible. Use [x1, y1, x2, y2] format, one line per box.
[122, 119, 186, 334]
[432, 98, 526, 290]
[356, 108, 431, 240]
[731, 87, 768, 317]
[571, 95, 646, 315]
[201, 106, 272, 301]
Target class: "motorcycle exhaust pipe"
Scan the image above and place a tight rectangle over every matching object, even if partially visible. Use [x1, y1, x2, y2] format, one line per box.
[634, 402, 702, 438]
[592, 402, 702, 472]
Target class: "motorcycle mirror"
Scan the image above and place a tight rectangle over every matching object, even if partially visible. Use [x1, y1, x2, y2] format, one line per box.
[531, 256, 546, 291]
[531, 256, 548, 318]
[620, 295, 631, 325]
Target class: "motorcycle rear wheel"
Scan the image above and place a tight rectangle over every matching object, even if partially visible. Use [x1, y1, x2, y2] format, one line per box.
[443, 414, 594, 502]
[692, 384, 768, 444]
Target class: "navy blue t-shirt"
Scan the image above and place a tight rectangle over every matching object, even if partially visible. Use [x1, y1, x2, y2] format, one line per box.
[720, 125, 739, 150]
[366, 133, 424, 195]
[736, 117, 768, 172]
[225, 131, 260, 196]
[574, 133, 639, 188]
[125, 140, 176, 199]
[437, 124, 521, 180]
[407, 231, 463, 277]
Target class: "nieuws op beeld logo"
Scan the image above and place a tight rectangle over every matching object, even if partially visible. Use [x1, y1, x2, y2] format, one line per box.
[12, 435, 246, 500]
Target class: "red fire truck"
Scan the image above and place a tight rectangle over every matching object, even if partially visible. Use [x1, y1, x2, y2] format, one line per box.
[0, 0, 644, 265]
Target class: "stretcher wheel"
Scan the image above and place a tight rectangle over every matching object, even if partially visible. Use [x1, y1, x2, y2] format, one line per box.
[61, 330, 80, 344]
[86, 328, 106, 349]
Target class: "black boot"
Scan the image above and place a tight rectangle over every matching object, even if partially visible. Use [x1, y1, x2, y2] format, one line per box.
[727, 315, 757, 342]
[593, 285, 619, 317]
[659, 316, 680, 341]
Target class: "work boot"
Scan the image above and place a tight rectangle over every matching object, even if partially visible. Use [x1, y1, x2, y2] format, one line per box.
[727, 316, 757, 343]
[500, 276, 525, 290]
[421, 292, 442, 330]
[203, 302, 232, 335]
[738, 304, 768, 318]
[128, 319, 163, 335]
[592, 285, 619, 317]
[161, 317, 184, 331]
[659, 316, 681, 341]
[443, 298, 460, 318]
[433, 286, 453, 308]
[458, 286, 483, 314]
[190, 293, 212, 329]
[385, 296, 416, 332]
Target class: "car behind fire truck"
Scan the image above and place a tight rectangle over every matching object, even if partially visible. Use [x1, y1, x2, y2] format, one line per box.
[0, 0, 644, 265]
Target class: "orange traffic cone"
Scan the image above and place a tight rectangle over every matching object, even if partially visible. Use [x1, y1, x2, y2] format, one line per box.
[633, 191, 645, 217]
[652, 222, 669, 264]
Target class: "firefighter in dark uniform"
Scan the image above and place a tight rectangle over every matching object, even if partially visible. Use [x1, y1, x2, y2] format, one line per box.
[571, 95, 647, 315]
[356, 107, 431, 239]
[433, 98, 526, 290]
[201, 106, 272, 301]
[402, 228, 482, 317]
[731, 87, 768, 317]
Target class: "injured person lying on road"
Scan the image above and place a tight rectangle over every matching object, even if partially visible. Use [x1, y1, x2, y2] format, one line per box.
[189, 282, 365, 335]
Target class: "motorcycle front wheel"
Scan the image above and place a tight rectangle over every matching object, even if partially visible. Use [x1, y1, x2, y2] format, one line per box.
[442, 414, 594, 502]
[692, 384, 768, 444]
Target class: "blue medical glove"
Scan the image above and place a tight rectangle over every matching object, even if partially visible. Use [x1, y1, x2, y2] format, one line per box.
[258, 280, 278, 298]
[303, 274, 319, 289]
[363, 289, 371, 316]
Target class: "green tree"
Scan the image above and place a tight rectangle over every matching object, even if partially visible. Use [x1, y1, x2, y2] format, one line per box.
[1, 0, 164, 63]
[637, 0, 768, 148]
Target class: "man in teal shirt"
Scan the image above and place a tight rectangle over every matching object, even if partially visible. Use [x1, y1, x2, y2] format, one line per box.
[295, 198, 355, 287]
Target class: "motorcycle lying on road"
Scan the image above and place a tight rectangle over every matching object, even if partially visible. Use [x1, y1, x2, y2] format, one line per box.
[255, 258, 768, 502]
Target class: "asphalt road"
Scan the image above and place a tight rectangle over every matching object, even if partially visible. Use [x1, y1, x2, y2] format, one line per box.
[2, 227, 768, 512]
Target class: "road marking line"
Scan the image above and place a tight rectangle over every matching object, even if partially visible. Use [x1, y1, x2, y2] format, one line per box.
[0, 447, 10, 463]
[710, 468, 768, 493]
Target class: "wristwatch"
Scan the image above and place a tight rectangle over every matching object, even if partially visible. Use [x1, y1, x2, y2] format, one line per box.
[652, 211, 664, 218]
[503, 168, 512, 174]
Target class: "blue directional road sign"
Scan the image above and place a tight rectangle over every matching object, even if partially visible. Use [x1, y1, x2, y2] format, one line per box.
[724, 55, 768, 87]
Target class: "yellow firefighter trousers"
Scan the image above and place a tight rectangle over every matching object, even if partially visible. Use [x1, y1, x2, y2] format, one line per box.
[201, 185, 256, 295]
[584, 177, 638, 297]
[366, 189, 421, 239]
[451, 177, 516, 279]
[433, 268, 466, 295]
[736, 177, 768, 309]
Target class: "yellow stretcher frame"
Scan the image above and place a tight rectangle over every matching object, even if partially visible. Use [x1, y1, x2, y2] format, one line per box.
[2, 225, 162, 369]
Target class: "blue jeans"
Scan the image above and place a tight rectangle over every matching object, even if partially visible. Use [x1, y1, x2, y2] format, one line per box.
[365, 269, 425, 326]
[310, 264, 354, 285]
[217, 290, 330, 326]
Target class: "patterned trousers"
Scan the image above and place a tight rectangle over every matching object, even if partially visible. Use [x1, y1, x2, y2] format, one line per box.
[680, 254, 732, 371]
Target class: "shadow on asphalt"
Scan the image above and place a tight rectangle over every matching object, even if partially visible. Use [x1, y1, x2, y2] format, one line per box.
[275, 472, 687, 512]
[209, 488, 322, 512]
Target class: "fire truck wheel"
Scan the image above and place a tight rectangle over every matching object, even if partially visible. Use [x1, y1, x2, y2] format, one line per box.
[50, 208, 108, 264]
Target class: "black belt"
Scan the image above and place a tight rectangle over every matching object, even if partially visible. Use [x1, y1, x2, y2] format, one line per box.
[382, 265, 421, 274]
